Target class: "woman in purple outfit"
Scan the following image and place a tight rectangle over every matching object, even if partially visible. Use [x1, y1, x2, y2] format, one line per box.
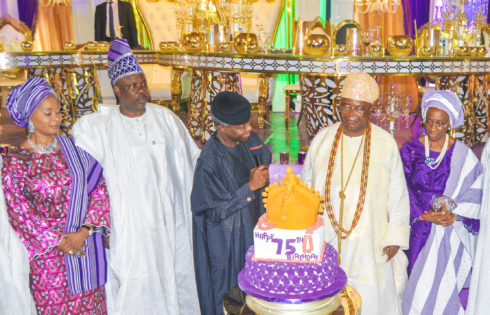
[1, 77, 110, 314]
[400, 90, 482, 315]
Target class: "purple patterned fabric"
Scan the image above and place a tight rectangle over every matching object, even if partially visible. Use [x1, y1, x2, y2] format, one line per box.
[400, 138, 479, 274]
[1, 144, 110, 314]
[238, 244, 347, 303]
[6, 77, 56, 127]
[421, 90, 464, 129]
[107, 38, 143, 85]
[400, 138, 455, 274]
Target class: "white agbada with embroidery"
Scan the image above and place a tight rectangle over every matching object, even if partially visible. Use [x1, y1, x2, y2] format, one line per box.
[0, 156, 36, 314]
[466, 141, 490, 315]
[301, 123, 410, 315]
[73, 104, 201, 315]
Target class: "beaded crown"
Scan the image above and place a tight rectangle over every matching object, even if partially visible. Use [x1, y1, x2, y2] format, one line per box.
[263, 167, 324, 230]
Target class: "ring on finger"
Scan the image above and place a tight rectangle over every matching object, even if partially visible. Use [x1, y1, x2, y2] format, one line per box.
[75, 252, 81, 257]
[69, 250, 74, 255]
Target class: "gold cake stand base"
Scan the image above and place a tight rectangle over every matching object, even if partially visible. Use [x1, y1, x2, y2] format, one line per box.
[245, 294, 342, 315]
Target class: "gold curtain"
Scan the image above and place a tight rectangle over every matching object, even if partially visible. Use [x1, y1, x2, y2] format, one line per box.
[33, 5, 74, 51]
[355, 4, 420, 111]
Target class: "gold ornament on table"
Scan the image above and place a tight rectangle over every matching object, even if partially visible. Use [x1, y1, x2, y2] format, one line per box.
[216, 41, 233, 52]
[63, 41, 77, 51]
[477, 46, 487, 57]
[418, 45, 435, 57]
[159, 41, 178, 51]
[98, 41, 109, 51]
[302, 17, 331, 56]
[20, 41, 33, 52]
[454, 45, 470, 56]
[86, 41, 99, 50]
[233, 32, 259, 54]
[469, 46, 480, 57]
[368, 42, 383, 56]
[334, 44, 351, 57]
[386, 35, 413, 57]
[183, 32, 206, 51]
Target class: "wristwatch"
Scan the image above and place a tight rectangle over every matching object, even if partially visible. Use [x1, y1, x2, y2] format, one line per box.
[81, 224, 94, 236]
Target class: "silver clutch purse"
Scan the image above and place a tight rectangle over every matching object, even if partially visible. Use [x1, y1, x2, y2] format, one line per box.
[430, 195, 457, 212]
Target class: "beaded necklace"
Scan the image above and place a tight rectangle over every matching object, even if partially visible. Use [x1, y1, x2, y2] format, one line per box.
[27, 136, 58, 154]
[324, 124, 371, 263]
[424, 134, 448, 170]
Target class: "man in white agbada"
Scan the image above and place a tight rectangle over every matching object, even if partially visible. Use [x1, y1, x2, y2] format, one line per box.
[301, 72, 410, 314]
[72, 39, 201, 314]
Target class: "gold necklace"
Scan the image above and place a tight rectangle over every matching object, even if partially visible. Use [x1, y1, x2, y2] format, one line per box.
[324, 124, 372, 264]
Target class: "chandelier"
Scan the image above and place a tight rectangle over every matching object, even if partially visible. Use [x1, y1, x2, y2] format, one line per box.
[38, 0, 71, 7]
[354, 0, 400, 14]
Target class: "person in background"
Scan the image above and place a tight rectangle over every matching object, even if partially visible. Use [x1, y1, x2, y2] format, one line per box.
[1, 77, 110, 314]
[73, 38, 201, 314]
[95, 0, 139, 48]
[191, 91, 271, 315]
[401, 90, 482, 314]
[301, 72, 410, 315]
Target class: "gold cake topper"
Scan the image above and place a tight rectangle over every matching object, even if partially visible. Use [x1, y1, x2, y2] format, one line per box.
[263, 167, 324, 230]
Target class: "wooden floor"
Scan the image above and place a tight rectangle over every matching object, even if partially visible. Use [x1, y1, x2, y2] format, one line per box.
[0, 106, 311, 163]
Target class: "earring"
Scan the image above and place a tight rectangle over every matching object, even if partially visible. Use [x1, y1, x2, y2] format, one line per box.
[28, 121, 35, 134]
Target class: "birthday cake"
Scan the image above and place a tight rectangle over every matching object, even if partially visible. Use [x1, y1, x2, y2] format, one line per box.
[238, 168, 347, 303]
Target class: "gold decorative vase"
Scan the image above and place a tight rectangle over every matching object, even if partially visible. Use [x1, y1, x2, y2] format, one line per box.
[182, 32, 205, 51]
[159, 41, 178, 51]
[304, 34, 330, 56]
[368, 42, 383, 57]
[334, 44, 351, 57]
[233, 33, 259, 54]
[478, 46, 487, 57]
[302, 18, 330, 56]
[387, 35, 413, 57]
[217, 41, 233, 53]
[418, 46, 435, 57]
[454, 46, 470, 56]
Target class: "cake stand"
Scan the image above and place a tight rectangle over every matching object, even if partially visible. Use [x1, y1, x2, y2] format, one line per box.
[245, 294, 342, 315]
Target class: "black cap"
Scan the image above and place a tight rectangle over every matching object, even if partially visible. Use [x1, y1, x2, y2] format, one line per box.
[211, 91, 251, 125]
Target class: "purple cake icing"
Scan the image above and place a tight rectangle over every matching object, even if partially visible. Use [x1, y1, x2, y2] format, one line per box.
[238, 243, 347, 303]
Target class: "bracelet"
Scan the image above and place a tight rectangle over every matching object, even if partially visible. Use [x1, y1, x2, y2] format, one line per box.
[81, 224, 94, 236]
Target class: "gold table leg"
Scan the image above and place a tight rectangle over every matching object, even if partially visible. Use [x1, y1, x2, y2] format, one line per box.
[188, 70, 241, 142]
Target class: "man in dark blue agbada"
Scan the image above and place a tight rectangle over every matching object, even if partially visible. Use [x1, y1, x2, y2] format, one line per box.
[191, 91, 271, 315]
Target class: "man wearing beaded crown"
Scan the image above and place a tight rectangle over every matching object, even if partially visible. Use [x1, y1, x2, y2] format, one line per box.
[72, 38, 201, 314]
[301, 72, 410, 314]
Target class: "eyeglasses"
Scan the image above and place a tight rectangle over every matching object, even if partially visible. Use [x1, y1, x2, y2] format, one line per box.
[339, 104, 368, 116]
[122, 81, 148, 92]
[424, 120, 449, 129]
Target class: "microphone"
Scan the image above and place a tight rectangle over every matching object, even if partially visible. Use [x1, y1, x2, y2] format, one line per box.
[253, 154, 263, 167]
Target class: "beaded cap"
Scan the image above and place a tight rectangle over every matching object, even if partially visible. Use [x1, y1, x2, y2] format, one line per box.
[107, 38, 143, 85]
